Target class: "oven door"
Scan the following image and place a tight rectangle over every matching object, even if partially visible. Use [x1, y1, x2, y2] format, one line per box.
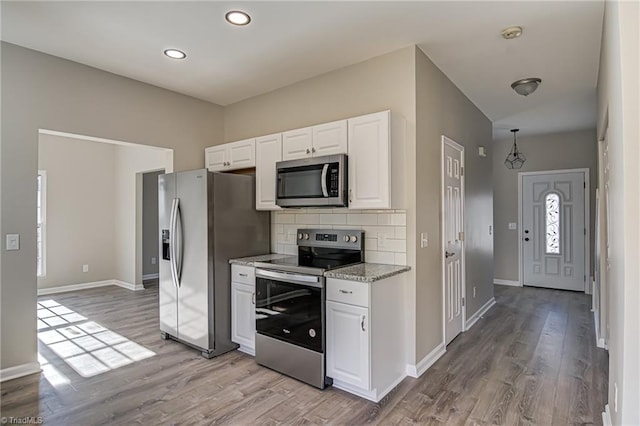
[255, 269, 324, 353]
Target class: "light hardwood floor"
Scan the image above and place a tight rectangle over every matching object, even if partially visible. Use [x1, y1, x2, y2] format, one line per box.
[1, 284, 607, 425]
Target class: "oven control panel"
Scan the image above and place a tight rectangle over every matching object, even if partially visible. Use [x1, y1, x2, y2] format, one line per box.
[297, 229, 364, 250]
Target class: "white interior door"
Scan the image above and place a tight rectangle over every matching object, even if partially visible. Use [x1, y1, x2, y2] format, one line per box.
[443, 137, 464, 345]
[522, 171, 586, 291]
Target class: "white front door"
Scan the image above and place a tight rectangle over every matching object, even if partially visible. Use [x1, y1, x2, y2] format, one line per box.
[522, 171, 586, 291]
[442, 136, 464, 345]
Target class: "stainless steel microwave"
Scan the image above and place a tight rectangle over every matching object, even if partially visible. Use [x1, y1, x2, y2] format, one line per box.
[275, 154, 348, 208]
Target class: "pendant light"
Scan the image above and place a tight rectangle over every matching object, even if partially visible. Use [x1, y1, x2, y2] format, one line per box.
[504, 129, 526, 169]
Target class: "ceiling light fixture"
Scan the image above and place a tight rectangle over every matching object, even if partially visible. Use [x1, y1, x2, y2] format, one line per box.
[511, 78, 542, 96]
[164, 49, 186, 60]
[504, 129, 526, 169]
[501, 26, 523, 40]
[225, 10, 251, 26]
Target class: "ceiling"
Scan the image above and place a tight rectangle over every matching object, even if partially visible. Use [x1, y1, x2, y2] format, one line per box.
[1, 1, 604, 139]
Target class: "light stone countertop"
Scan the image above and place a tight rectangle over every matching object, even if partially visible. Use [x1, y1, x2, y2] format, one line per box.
[228, 254, 293, 267]
[324, 263, 411, 282]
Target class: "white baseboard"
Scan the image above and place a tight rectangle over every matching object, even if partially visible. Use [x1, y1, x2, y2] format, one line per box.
[406, 342, 446, 378]
[0, 362, 41, 382]
[38, 279, 144, 295]
[602, 404, 612, 426]
[38, 280, 115, 295]
[493, 279, 521, 287]
[332, 372, 406, 403]
[465, 297, 496, 330]
[592, 310, 608, 350]
[113, 280, 145, 291]
[237, 345, 255, 357]
[142, 273, 159, 281]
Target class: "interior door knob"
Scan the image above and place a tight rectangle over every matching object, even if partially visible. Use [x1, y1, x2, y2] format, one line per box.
[524, 237, 530, 241]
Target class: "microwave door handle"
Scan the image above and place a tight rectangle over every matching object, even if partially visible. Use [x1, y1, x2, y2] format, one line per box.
[321, 164, 329, 197]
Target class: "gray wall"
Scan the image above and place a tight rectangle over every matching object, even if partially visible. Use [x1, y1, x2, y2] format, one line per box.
[492, 129, 597, 283]
[142, 170, 163, 277]
[415, 47, 494, 355]
[1, 42, 224, 371]
[37, 134, 117, 289]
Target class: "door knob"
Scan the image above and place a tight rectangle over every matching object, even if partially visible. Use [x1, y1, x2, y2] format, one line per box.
[445, 251, 455, 258]
[524, 237, 530, 242]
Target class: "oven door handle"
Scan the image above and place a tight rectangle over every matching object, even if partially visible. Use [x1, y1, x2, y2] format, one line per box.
[256, 269, 323, 288]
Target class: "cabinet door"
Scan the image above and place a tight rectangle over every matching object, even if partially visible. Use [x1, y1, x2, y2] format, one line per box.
[312, 120, 347, 157]
[231, 282, 256, 352]
[205, 145, 227, 172]
[255, 134, 282, 210]
[326, 301, 370, 390]
[347, 111, 390, 209]
[228, 138, 256, 170]
[282, 127, 313, 161]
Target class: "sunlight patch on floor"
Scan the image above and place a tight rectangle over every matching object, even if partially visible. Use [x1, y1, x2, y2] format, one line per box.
[37, 299, 155, 380]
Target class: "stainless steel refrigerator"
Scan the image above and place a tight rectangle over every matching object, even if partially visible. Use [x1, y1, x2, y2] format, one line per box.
[158, 169, 269, 358]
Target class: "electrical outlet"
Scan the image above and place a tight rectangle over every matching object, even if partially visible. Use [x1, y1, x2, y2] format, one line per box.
[82, 264, 89, 273]
[6, 234, 20, 251]
[151, 257, 157, 265]
[378, 232, 386, 248]
[473, 286, 477, 298]
[508, 222, 517, 230]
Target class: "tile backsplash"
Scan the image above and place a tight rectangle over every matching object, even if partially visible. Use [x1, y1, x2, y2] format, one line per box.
[271, 209, 407, 266]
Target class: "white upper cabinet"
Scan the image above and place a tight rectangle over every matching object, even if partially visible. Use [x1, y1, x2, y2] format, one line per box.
[312, 120, 348, 157]
[282, 127, 313, 161]
[205, 138, 255, 172]
[282, 120, 348, 161]
[255, 133, 282, 210]
[347, 111, 390, 209]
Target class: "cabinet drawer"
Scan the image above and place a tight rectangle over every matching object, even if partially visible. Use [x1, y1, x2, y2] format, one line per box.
[327, 278, 369, 307]
[231, 265, 255, 285]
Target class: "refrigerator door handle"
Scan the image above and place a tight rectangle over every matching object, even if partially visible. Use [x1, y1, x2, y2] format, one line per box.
[169, 198, 179, 288]
[320, 163, 329, 197]
[175, 198, 184, 286]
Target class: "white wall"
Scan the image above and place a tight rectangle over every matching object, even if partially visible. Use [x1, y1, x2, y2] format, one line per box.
[113, 145, 170, 287]
[596, 1, 640, 424]
[37, 133, 117, 289]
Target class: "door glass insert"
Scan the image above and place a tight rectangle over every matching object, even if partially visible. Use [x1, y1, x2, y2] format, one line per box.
[545, 192, 560, 254]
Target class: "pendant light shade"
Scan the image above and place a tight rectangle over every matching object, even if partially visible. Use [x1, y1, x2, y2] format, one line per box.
[505, 129, 526, 169]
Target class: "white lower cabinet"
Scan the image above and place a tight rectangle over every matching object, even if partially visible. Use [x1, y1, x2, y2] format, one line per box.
[231, 265, 256, 355]
[326, 275, 405, 402]
[326, 301, 370, 390]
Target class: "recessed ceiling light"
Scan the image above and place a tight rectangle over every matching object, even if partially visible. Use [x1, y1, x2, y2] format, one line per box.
[225, 10, 251, 26]
[501, 26, 523, 40]
[164, 49, 186, 60]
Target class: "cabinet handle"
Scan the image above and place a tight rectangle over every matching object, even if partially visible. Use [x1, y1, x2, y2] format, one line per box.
[239, 273, 248, 277]
[349, 189, 353, 203]
[339, 289, 353, 294]
[361, 315, 366, 332]
[252, 292, 255, 305]
[311, 147, 316, 153]
[306, 149, 311, 154]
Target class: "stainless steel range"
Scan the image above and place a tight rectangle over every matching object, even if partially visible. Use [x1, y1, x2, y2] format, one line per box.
[254, 229, 364, 389]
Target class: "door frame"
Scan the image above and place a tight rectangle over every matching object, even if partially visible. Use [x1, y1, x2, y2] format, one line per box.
[517, 168, 590, 292]
[441, 135, 466, 345]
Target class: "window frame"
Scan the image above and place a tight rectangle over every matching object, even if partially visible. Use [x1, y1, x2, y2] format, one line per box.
[37, 170, 47, 277]
[544, 191, 561, 255]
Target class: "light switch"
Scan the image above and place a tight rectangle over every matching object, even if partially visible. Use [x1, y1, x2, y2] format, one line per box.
[6, 234, 20, 251]
[420, 232, 428, 248]
[508, 222, 517, 230]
